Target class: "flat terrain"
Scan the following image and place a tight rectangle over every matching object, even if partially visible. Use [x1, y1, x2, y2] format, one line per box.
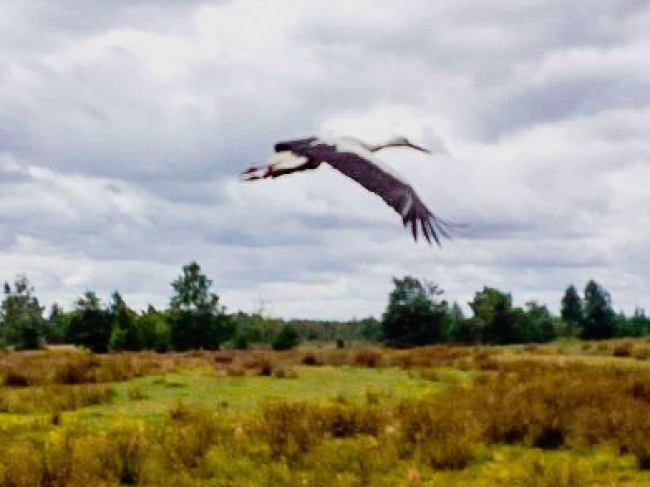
[2, 341, 650, 486]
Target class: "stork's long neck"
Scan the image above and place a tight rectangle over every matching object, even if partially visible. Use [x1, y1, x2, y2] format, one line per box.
[369, 143, 393, 152]
[368, 138, 405, 152]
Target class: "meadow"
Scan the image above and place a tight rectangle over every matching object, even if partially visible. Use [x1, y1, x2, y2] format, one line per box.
[2, 341, 650, 486]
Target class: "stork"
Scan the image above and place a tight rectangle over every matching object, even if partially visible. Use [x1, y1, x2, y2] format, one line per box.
[241, 136, 454, 245]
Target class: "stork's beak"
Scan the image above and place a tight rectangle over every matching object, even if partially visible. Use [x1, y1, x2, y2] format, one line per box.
[407, 143, 431, 154]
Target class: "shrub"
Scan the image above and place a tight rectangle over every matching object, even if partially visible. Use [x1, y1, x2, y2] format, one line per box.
[101, 426, 152, 485]
[634, 348, 650, 360]
[260, 401, 324, 461]
[353, 349, 382, 368]
[162, 405, 227, 469]
[613, 342, 634, 357]
[397, 393, 481, 469]
[273, 367, 298, 379]
[238, 353, 275, 376]
[0, 351, 173, 387]
[508, 453, 596, 487]
[0, 384, 115, 413]
[306, 437, 387, 486]
[301, 352, 321, 366]
[2, 369, 31, 387]
[271, 325, 301, 351]
[233, 333, 251, 350]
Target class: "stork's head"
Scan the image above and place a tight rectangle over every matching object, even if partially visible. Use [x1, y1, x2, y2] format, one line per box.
[383, 136, 431, 154]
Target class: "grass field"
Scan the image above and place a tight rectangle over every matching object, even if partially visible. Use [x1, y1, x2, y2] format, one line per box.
[3, 341, 650, 486]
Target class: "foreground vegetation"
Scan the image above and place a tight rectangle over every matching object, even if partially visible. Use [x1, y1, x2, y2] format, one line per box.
[3, 342, 650, 486]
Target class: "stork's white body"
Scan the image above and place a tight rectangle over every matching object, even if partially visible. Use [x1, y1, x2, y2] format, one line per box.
[265, 151, 308, 173]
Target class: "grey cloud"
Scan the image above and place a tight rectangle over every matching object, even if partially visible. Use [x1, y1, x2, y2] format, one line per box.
[0, 0, 649, 318]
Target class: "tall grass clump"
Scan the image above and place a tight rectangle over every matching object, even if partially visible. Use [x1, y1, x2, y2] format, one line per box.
[506, 454, 592, 487]
[0, 351, 176, 387]
[260, 401, 325, 462]
[97, 426, 152, 485]
[397, 391, 481, 469]
[160, 404, 230, 470]
[0, 384, 115, 413]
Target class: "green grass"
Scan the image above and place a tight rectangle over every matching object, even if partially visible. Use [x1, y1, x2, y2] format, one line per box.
[71, 366, 440, 426]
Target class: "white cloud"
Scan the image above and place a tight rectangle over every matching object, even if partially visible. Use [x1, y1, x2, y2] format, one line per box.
[0, 0, 649, 318]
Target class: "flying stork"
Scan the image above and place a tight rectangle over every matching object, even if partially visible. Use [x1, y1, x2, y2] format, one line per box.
[241, 136, 453, 245]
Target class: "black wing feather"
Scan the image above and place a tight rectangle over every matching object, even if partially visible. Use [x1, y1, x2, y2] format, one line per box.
[274, 137, 317, 153]
[303, 142, 451, 245]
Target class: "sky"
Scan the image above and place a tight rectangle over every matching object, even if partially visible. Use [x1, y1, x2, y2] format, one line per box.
[1, 0, 649, 319]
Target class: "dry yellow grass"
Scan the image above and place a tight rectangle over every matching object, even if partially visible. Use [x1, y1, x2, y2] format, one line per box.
[1, 341, 650, 486]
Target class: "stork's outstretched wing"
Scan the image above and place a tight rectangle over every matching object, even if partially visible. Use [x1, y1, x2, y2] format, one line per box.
[304, 142, 452, 244]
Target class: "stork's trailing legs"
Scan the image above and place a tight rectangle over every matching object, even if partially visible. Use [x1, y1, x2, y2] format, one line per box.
[241, 165, 271, 181]
[241, 151, 310, 181]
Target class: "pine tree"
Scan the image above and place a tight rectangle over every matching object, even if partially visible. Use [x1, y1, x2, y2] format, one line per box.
[108, 292, 141, 351]
[581, 280, 616, 340]
[561, 285, 583, 336]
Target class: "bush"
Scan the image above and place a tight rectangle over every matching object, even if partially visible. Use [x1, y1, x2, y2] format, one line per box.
[508, 453, 596, 487]
[0, 384, 116, 413]
[397, 392, 480, 469]
[233, 333, 250, 350]
[260, 401, 324, 462]
[353, 349, 382, 368]
[162, 405, 227, 469]
[301, 352, 321, 366]
[271, 325, 300, 351]
[613, 342, 634, 357]
[101, 426, 152, 485]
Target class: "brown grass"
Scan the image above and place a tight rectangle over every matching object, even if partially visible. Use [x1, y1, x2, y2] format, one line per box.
[0, 351, 182, 387]
[0, 384, 115, 413]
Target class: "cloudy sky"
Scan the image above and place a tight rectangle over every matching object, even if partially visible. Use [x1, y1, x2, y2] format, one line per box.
[1, 0, 649, 318]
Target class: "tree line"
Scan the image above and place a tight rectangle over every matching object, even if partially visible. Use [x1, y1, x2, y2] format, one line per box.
[0, 262, 648, 352]
[381, 277, 650, 347]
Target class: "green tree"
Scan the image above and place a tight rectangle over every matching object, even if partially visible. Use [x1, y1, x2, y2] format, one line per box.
[614, 311, 630, 338]
[520, 301, 557, 343]
[168, 262, 233, 350]
[381, 277, 448, 348]
[137, 306, 171, 352]
[45, 303, 70, 344]
[0, 275, 46, 350]
[625, 308, 650, 337]
[67, 292, 113, 352]
[581, 280, 616, 340]
[444, 302, 482, 343]
[469, 287, 517, 344]
[271, 324, 301, 351]
[108, 292, 141, 351]
[561, 285, 583, 336]
[359, 317, 381, 342]
[232, 331, 251, 350]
